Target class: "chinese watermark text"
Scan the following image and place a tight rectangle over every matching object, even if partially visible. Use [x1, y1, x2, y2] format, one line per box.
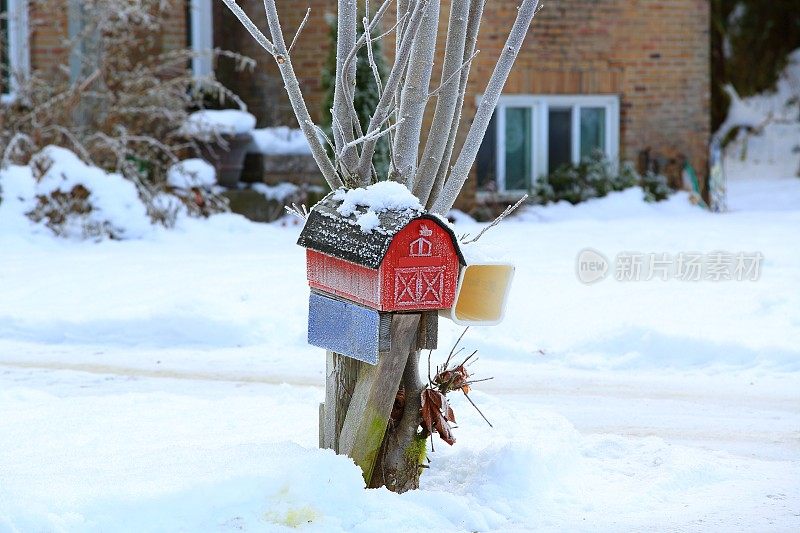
[576, 249, 763, 284]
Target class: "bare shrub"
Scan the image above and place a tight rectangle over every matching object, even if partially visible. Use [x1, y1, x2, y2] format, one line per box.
[1, 0, 255, 228]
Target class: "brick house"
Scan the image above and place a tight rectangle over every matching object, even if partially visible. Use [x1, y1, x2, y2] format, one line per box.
[3, 0, 710, 207]
[214, 0, 711, 207]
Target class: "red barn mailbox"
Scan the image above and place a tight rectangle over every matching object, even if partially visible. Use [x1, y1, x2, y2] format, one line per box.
[298, 193, 465, 312]
[298, 189, 465, 364]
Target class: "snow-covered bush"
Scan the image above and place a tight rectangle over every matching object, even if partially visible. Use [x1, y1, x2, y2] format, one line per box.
[165, 159, 228, 218]
[641, 170, 673, 203]
[534, 151, 638, 205]
[0, 0, 252, 226]
[17, 147, 153, 239]
[0, 147, 232, 238]
[167, 159, 217, 190]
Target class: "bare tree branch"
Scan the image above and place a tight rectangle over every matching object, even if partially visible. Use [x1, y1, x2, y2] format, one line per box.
[426, 49, 480, 100]
[412, 0, 471, 205]
[429, 0, 486, 208]
[219, 0, 275, 55]
[333, 0, 360, 177]
[432, 0, 540, 215]
[258, 0, 343, 189]
[461, 194, 528, 244]
[391, 0, 440, 186]
[354, 0, 431, 184]
[341, 118, 406, 155]
[363, 16, 385, 99]
[395, 0, 412, 109]
[289, 8, 311, 54]
[338, 0, 397, 152]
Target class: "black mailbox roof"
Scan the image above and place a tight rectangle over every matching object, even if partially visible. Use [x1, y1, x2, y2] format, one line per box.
[297, 191, 465, 269]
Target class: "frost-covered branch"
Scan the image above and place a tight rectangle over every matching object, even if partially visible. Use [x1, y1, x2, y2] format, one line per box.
[219, 0, 275, 55]
[461, 194, 528, 244]
[289, 8, 311, 53]
[354, 0, 431, 184]
[338, 0, 398, 144]
[429, 0, 486, 208]
[333, 0, 360, 175]
[391, 0, 440, 185]
[426, 49, 481, 101]
[363, 16, 385, 100]
[258, 0, 343, 189]
[341, 118, 405, 155]
[432, 0, 540, 215]
[412, 0, 471, 205]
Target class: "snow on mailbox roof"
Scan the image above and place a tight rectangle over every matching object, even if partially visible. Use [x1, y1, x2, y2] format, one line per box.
[297, 182, 464, 269]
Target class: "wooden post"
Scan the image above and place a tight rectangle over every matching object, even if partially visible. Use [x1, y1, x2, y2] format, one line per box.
[321, 351, 363, 452]
[324, 313, 421, 482]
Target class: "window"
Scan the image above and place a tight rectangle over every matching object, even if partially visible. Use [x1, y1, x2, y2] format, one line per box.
[1, 0, 29, 101]
[476, 95, 620, 194]
[188, 0, 213, 77]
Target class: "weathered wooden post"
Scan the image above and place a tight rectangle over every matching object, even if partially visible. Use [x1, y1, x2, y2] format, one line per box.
[296, 187, 465, 486]
[221, 0, 540, 493]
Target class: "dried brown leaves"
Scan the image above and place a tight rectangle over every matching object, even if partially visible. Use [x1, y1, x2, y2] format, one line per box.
[420, 389, 456, 446]
[420, 328, 494, 447]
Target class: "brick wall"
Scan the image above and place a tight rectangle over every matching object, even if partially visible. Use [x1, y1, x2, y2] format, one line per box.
[28, 2, 68, 76]
[27, 1, 189, 78]
[459, 0, 710, 207]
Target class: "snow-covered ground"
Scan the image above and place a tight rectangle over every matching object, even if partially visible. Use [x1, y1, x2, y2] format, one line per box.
[2, 50, 800, 528]
[1, 165, 799, 530]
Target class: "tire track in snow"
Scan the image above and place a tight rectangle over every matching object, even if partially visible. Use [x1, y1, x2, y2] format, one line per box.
[0, 360, 320, 387]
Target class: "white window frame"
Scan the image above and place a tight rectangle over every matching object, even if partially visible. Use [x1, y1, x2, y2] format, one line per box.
[189, 0, 213, 78]
[1, 0, 30, 103]
[481, 94, 620, 194]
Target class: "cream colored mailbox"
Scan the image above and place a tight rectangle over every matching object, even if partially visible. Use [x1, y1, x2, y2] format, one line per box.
[442, 262, 515, 326]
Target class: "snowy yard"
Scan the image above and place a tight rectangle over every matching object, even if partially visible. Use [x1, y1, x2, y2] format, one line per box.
[1, 165, 798, 531]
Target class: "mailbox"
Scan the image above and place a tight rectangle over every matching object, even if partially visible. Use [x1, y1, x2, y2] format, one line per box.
[297, 189, 514, 363]
[297, 192, 465, 312]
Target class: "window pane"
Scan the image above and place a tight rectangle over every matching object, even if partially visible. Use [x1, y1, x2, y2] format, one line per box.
[580, 107, 606, 159]
[504, 107, 531, 190]
[476, 111, 497, 192]
[1, 0, 9, 94]
[548, 107, 572, 173]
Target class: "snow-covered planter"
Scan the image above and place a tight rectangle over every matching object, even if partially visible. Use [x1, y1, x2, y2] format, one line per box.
[166, 159, 217, 190]
[182, 110, 257, 188]
[248, 127, 312, 156]
[244, 127, 321, 186]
